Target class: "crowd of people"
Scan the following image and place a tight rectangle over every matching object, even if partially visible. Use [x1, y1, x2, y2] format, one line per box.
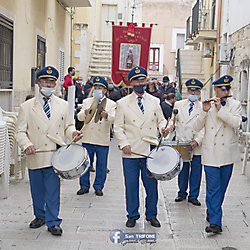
[15, 65, 242, 237]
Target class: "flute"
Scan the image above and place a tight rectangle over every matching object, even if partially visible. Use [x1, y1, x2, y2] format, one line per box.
[202, 95, 232, 104]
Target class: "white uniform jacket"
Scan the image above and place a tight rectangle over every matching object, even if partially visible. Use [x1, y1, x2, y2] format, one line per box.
[114, 92, 167, 158]
[193, 98, 242, 167]
[166, 99, 204, 156]
[77, 97, 116, 146]
[15, 95, 76, 170]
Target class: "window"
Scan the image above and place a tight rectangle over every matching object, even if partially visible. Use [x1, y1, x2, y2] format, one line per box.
[0, 14, 13, 89]
[58, 49, 65, 83]
[37, 35, 46, 70]
[149, 48, 160, 71]
[176, 34, 185, 50]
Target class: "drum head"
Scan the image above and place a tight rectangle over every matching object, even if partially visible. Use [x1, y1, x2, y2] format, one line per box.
[147, 146, 179, 174]
[52, 144, 86, 171]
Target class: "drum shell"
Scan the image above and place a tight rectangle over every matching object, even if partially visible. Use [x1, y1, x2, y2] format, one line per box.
[162, 141, 191, 162]
[52, 146, 90, 180]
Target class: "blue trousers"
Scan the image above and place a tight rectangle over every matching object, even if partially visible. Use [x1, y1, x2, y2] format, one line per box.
[28, 167, 62, 228]
[79, 143, 109, 190]
[122, 158, 158, 220]
[177, 155, 202, 200]
[204, 164, 233, 227]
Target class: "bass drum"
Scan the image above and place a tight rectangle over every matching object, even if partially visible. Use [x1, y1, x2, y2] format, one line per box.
[147, 145, 183, 181]
[52, 144, 90, 180]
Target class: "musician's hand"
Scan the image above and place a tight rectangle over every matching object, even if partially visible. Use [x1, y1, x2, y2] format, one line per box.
[122, 145, 131, 155]
[202, 99, 211, 112]
[84, 108, 89, 116]
[190, 140, 198, 151]
[25, 145, 36, 155]
[100, 108, 108, 119]
[162, 127, 170, 137]
[72, 131, 83, 142]
[213, 97, 221, 111]
[170, 125, 176, 132]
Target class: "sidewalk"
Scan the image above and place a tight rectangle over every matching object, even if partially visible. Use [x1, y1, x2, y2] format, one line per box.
[0, 138, 250, 249]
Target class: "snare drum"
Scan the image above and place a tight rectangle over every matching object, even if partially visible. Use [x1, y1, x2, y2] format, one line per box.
[147, 145, 183, 181]
[52, 144, 90, 180]
[163, 141, 191, 162]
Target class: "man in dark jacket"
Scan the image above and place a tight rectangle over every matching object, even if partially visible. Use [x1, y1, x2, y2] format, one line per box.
[83, 76, 94, 98]
[107, 78, 121, 102]
[159, 76, 175, 100]
[161, 93, 176, 120]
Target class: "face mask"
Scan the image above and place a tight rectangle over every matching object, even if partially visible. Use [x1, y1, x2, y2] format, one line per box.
[78, 81, 83, 84]
[164, 82, 169, 87]
[108, 84, 114, 89]
[93, 89, 103, 99]
[188, 94, 198, 102]
[133, 84, 146, 94]
[40, 87, 55, 97]
[71, 72, 75, 76]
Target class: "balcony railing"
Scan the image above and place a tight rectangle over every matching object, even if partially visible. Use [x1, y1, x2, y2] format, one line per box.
[187, 0, 216, 40]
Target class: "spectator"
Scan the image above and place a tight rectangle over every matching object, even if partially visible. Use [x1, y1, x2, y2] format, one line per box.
[159, 76, 175, 100]
[146, 79, 163, 102]
[161, 93, 176, 120]
[63, 67, 75, 100]
[83, 76, 94, 99]
[172, 82, 182, 101]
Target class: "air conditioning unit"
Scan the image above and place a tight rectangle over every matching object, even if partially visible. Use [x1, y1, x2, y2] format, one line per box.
[202, 43, 213, 58]
[217, 43, 231, 64]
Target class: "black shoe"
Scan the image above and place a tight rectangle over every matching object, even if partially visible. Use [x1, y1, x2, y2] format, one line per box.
[188, 198, 201, 206]
[206, 216, 210, 223]
[95, 189, 103, 196]
[76, 188, 89, 195]
[29, 218, 45, 229]
[126, 218, 136, 227]
[107, 168, 110, 173]
[205, 224, 222, 233]
[89, 166, 95, 172]
[48, 225, 63, 236]
[175, 195, 186, 202]
[146, 218, 161, 227]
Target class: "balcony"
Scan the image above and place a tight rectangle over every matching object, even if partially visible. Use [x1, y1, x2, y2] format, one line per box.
[59, 0, 92, 7]
[185, 0, 217, 45]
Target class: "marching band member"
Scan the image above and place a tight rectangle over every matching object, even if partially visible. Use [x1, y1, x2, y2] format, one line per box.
[76, 76, 116, 197]
[169, 79, 204, 206]
[114, 66, 169, 228]
[15, 66, 82, 236]
[193, 75, 242, 233]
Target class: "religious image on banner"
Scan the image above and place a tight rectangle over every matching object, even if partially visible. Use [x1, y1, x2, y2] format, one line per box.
[119, 44, 141, 70]
[111, 24, 152, 87]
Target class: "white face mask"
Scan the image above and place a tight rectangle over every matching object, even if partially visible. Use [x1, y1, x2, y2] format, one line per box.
[188, 94, 198, 102]
[41, 87, 55, 97]
[93, 89, 103, 99]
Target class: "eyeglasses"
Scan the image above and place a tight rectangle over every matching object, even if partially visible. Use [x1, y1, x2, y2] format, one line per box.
[39, 79, 56, 86]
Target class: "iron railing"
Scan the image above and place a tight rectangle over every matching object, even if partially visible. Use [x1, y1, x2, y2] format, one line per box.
[176, 48, 182, 95]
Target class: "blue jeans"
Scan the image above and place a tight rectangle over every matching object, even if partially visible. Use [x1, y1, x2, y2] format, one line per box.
[204, 164, 233, 227]
[122, 157, 158, 220]
[177, 155, 202, 200]
[79, 143, 109, 190]
[28, 167, 62, 228]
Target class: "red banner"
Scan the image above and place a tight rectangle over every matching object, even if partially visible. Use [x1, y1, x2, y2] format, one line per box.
[112, 24, 152, 87]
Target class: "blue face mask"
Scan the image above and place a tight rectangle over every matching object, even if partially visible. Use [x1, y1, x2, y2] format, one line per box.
[78, 81, 83, 84]
[164, 82, 169, 87]
[41, 87, 55, 97]
[133, 84, 146, 94]
[108, 84, 114, 89]
[93, 89, 103, 99]
[188, 94, 198, 102]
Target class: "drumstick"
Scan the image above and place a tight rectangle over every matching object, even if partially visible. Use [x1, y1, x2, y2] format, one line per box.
[66, 123, 86, 149]
[202, 95, 232, 104]
[156, 117, 171, 152]
[35, 149, 57, 153]
[118, 148, 154, 159]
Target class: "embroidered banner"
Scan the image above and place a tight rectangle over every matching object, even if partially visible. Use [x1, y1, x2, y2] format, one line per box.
[112, 24, 152, 87]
